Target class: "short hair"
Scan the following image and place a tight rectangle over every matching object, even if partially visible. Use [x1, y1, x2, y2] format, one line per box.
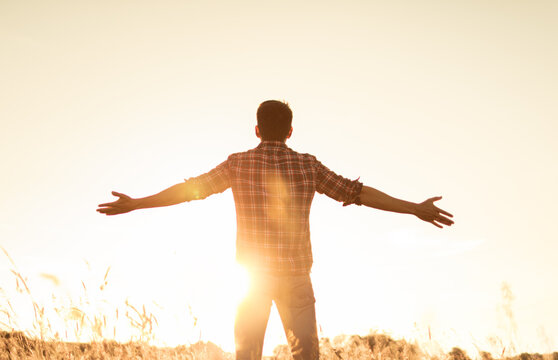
[256, 100, 293, 141]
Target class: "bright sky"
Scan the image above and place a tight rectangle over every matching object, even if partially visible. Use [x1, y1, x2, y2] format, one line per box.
[1, 0, 557, 356]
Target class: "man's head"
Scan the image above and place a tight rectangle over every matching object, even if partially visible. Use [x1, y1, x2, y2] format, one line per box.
[256, 100, 293, 141]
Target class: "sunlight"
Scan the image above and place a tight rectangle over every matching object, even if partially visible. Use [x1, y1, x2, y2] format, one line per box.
[224, 262, 251, 309]
[185, 261, 252, 353]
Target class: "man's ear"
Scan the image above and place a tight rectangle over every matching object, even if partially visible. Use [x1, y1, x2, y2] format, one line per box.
[255, 125, 261, 139]
[286, 127, 293, 139]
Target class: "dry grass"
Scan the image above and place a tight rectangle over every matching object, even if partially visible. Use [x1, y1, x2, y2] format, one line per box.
[3, 330, 557, 360]
[0, 330, 230, 360]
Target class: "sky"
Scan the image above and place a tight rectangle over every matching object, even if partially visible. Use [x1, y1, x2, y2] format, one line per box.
[1, 0, 557, 356]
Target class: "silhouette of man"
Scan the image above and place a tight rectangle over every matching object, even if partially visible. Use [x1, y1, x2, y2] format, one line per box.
[97, 100, 453, 360]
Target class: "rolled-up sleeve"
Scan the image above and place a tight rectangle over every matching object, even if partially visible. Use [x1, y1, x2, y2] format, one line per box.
[184, 160, 231, 200]
[314, 160, 363, 206]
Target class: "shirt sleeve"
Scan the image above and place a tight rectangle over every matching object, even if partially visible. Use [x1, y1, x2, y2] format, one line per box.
[314, 159, 363, 206]
[184, 160, 231, 200]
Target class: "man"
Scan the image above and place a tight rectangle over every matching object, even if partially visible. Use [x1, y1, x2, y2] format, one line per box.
[97, 100, 453, 360]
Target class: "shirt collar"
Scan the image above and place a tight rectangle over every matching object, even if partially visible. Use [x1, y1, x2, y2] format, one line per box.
[257, 141, 289, 149]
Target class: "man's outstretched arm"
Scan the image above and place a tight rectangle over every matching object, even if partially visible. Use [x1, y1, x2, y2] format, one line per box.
[359, 186, 454, 228]
[97, 183, 191, 216]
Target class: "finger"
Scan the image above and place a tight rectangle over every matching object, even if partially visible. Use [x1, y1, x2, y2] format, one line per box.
[436, 215, 454, 226]
[97, 205, 126, 214]
[98, 208, 125, 215]
[429, 196, 443, 203]
[430, 220, 443, 228]
[98, 202, 116, 207]
[112, 191, 125, 197]
[436, 207, 453, 217]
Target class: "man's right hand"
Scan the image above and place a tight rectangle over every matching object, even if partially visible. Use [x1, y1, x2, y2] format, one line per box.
[97, 191, 137, 216]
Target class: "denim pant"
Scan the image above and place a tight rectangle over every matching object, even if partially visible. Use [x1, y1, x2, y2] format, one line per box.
[234, 273, 319, 360]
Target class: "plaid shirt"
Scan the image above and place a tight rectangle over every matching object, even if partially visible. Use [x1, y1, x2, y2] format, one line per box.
[185, 141, 363, 275]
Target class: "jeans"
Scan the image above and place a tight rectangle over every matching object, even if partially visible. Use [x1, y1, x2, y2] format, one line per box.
[234, 273, 319, 360]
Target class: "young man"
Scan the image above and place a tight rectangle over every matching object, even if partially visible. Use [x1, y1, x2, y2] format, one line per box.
[97, 100, 453, 360]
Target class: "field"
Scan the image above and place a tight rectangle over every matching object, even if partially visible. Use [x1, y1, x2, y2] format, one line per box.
[2, 330, 558, 360]
[1, 248, 556, 360]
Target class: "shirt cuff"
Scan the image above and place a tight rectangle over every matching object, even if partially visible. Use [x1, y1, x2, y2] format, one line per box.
[342, 178, 364, 206]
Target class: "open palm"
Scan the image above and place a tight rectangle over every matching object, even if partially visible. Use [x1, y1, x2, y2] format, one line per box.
[97, 191, 136, 216]
[414, 196, 454, 228]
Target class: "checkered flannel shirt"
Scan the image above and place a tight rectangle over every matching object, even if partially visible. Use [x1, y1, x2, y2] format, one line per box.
[185, 141, 363, 275]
